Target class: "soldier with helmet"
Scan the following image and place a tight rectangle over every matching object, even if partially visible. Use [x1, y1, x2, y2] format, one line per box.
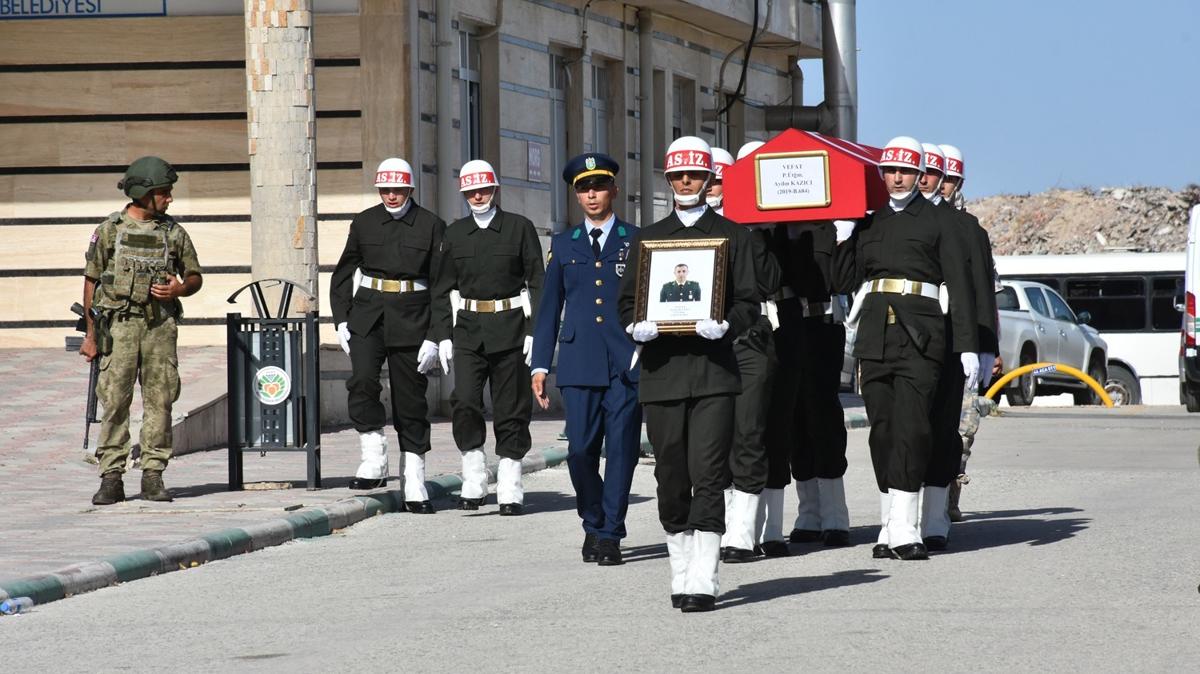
[619, 136, 760, 612]
[706, 145, 783, 564]
[330, 158, 446, 512]
[80, 156, 203, 505]
[430, 160, 545, 516]
[832, 136, 977, 560]
[932, 143, 1001, 526]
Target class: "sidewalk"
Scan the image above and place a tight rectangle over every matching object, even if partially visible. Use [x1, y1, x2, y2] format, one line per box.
[0, 347, 867, 595]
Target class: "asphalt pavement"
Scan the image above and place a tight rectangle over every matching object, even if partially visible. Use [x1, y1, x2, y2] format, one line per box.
[2, 405, 1197, 671]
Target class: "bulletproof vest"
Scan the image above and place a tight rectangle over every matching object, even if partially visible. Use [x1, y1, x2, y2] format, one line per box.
[102, 218, 172, 306]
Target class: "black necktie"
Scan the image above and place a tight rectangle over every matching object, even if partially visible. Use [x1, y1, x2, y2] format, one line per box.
[590, 228, 603, 259]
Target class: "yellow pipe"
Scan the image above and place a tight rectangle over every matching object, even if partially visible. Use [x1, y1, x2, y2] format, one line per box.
[984, 361, 1113, 407]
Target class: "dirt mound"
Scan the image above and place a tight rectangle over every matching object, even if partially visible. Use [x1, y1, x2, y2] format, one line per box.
[968, 185, 1199, 255]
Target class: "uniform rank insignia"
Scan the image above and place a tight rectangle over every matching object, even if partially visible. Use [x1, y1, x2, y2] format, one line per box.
[585, 156, 596, 170]
[615, 263, 625, 278]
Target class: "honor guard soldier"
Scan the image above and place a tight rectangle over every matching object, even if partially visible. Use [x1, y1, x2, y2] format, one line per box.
[934, 143, 1000, 525]
[706, 146, 782, 564]
[781, 212, 853, 549]
[431, 160, 545, 515]
[832, 136, 977, 561]
[619, 136, 760, 612]
[531, 153, 642, 565]
[81, 156, 203, 505]
[330, 158, 445, 512]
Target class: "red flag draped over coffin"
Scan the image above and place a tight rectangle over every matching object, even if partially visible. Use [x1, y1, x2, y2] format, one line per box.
[722, 129, 889, 224]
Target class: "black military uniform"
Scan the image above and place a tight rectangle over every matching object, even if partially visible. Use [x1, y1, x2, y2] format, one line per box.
[722, 224, 780, 561]
[781, 221, 851, 545]
[430, 208, 544, 465]
[926, 202, 995, 491]
[618, 208, 759, 538]
[832, 193, 976, 556]
[660, 279, 702, 302]
[330, 201, 445, 466]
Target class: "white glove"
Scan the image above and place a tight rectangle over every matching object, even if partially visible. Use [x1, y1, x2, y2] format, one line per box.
[833, 219, 857, 243]
[627, 321, 659, 343]
[438, 339, 454, 373]
[522, 335, 534, 367]
[336, 322, 351, 355]
[960, 352, 980, 391]
[416, 340, 439, 374]
[695, 318, 729, 340]
[977, 352, 996, 388]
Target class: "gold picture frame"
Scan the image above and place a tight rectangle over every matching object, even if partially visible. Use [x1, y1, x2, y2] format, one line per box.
[633, 238, 728, 334]
[753, 150, 832, 210]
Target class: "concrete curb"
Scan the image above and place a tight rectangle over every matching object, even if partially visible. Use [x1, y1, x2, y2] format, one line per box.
[0, 445, 569, 609]
[844, 411, 870, 430]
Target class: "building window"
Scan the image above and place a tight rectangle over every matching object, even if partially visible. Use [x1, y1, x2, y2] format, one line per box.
[591, 62, 610, 155]
[459, 29, 482, 163]
[549, 52, 570, 229]
[673, 75, 695, 140]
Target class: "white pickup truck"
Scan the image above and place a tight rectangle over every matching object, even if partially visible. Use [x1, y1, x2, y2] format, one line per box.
[997, 280, 1109, 405]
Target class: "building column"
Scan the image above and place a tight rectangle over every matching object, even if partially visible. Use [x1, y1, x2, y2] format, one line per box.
[245, 0, 319, 312]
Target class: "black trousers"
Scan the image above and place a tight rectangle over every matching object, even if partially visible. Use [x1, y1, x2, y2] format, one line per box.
[644, 394, 734, 535]
[926, 335, 966, 488]
[764, 321, 799, 490]
[347, 328, 430, 454]
[791, 319, 849, 482]
[859, 323, 942, 493]
[730, 324, 775, 494]
[451, 345, 532, 460]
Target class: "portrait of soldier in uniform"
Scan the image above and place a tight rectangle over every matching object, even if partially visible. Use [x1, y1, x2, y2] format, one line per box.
[660, 263, 703, 302]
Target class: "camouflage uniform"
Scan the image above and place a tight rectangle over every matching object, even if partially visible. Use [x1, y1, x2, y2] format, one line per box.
[84, 209, 202, 475]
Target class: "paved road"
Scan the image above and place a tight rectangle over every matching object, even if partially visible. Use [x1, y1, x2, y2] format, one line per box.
[2, 407, 1198, 671]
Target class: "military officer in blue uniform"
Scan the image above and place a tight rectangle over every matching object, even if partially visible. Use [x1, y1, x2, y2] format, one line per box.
[532, 153, 642, 566]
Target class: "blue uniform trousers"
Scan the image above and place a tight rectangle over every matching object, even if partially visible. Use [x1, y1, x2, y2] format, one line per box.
[561, 375, 642, 541]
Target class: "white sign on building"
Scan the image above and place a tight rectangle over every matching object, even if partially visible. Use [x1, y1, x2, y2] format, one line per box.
[754, 151, 832, 210]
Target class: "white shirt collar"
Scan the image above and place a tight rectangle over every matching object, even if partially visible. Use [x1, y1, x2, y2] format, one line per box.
[473, 207, 497, 228]
[676, 204, 708, 227]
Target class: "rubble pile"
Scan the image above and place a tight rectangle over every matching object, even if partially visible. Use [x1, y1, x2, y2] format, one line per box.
[968, 185, 1199, 255]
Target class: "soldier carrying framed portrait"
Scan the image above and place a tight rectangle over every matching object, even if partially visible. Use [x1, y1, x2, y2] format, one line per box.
[632, 237, 728, 333]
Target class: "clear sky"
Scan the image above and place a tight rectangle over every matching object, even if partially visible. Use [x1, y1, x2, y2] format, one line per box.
[802, 0, 1199, 197]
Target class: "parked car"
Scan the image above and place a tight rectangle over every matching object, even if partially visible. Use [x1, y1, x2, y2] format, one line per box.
[997, 280, 1109, 405]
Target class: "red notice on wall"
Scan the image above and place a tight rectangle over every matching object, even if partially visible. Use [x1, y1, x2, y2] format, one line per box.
[723, 129, 889, 224]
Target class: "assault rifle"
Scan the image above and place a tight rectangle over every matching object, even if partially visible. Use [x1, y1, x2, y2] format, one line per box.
[70, 302, 101, 458]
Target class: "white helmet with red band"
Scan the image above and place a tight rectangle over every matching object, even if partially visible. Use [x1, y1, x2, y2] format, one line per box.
[374, 158, 414, 188]
[664, 136, 713, 174]
[921, 143, 945, 176]
[710, 147, 734, 181]
[736, 140, 765, 161]
[458, 159, 499, 192]
[938, 144, 964, 179]
[878, 136, 925, 173]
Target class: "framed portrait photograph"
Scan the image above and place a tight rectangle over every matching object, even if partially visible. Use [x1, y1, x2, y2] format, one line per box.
[634, 238, 728, 333]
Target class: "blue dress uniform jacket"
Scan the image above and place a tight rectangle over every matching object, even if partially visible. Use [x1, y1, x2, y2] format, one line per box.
[532, 219, 640, 385]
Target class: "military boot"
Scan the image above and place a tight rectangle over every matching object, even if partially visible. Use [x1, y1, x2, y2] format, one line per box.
[140, 470, 174, 502]
[948, 480, 963, 523]
[92, 471, 125, 506]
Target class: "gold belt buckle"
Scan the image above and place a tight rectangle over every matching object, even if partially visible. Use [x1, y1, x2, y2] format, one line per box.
[475, 299, 496, 312]
[380, 279, 402, 292]
[878, 278, 904, 294]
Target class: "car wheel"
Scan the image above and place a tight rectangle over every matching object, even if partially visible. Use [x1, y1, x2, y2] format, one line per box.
[1005, 348, 1037, 406]
[1104, 364, 1141, 406]
[1182, 383, 1200, 413]
[1073, 359, 1107, 406]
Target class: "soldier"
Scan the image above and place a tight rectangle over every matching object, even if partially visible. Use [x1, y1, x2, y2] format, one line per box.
[431, 160, 545, 515]
[619, 136, 759, 612]
[783, 212, 853, 549]
[706, 146, 782, 564]
[832, 136, 977, 560]
[660, 264, 702, 302]
[80, 156, 203, 505]
[937, 143, 1000, 523]
[329, 158, 445, 512]
[531, 153, 641, 565]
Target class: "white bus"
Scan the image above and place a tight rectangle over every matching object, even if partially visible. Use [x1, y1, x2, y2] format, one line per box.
[994, 252, 1184, 406]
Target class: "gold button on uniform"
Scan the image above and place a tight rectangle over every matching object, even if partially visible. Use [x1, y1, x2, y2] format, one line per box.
[595, 316, 604, 323]
[595, 279, 603, 287]
[595, 298, 603, 305]
[595, 261, 603, 268]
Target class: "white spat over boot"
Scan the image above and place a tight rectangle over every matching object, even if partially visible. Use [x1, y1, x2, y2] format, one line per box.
[790, 479, 821, 542]
[458, 448, 488, 509]
[402, 452, 433, 513]
[496, 457, 525, 516]
[350, 431, 388, 490]
[666, 531, 693, 608]
[887, 489, 928, 560]
[817, 477, 851, 546]
[681, 531, 721, 612]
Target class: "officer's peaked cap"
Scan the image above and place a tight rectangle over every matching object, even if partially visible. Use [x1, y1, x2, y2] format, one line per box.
[563, 153, 619, 186]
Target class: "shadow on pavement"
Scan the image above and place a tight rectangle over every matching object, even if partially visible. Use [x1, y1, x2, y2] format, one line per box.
[945, 515, 1091, 553]
[621, 543, 668, 563]
[962, 506, 1084, 520]
[721, 568, 889, 608]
